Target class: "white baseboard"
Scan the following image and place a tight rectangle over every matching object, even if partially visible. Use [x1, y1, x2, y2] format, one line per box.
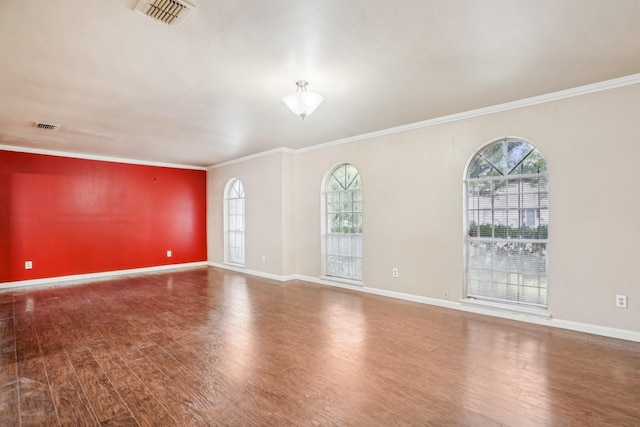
[209, 264, 640, 343]
[298, 274, 640, 342]
[207, 262, 297, 282]
[0, 262, 208, 292]
[6, 261, 638, 343]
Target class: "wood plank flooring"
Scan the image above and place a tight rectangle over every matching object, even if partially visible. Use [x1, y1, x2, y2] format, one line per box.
[1, 266, 639, 426]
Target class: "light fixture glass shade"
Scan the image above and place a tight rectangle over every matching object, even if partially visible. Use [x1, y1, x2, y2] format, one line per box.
[282, 81, 324, 119]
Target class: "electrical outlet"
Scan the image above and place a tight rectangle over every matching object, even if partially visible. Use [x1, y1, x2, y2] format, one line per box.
[616, 295, 628, 309]
[166, 250, 172, 257]
[392, 268, 399, 278]
[261, 255, 266, 262]
[25, 261, 32, 270]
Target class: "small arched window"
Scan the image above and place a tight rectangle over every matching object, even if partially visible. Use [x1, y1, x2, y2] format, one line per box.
[324, 164, 363, 281]
[225, 179, 245, 265]
[465, 138, 548, 308]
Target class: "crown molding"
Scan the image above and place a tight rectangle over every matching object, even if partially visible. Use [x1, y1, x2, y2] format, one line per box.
[208, 72, 640, 168]
[296, 72, 640, 154]
[0, 144, 207, 170]
[208, 147, 295, 170]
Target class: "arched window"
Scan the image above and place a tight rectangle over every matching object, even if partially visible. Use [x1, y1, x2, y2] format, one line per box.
[324, 164, 363, 281]
[225, 179, 245, 265]
[465, 138, 548, 308]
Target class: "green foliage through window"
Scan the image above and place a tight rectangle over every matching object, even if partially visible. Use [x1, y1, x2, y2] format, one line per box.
[466, 138, 548, 308]
[325, 164, 363, 280]
[326, 164, 362, 235]
[468, 139, 547, 178]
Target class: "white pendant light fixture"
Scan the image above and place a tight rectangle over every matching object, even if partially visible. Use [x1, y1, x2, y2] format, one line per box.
[282, 80, 324, 119]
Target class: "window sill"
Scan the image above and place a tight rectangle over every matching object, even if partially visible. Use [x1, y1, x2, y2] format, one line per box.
[320, 276, 363, 287]
[460, 298, 551, 319]
[224, 262, 245, 268]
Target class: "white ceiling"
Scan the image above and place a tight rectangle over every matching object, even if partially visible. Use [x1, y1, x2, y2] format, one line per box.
[2, 0, 640, 167]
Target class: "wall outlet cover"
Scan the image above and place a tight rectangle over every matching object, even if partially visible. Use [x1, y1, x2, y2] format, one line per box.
[616, 295, 628, 308]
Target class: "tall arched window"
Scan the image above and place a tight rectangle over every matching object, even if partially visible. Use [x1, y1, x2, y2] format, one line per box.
[465, 138, 548, 308]
[325, 164, 363, 281]
[225, 179, 245, 265]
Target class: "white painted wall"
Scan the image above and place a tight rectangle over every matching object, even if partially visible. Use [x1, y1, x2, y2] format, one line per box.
[208, 83, 640, 334]
[208, 152, 287, 275]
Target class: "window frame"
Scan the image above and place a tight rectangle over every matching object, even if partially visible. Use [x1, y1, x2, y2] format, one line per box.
[322, 163, 363, 282]
[224, 178, 245, 266]
[464, 138, 549, 309]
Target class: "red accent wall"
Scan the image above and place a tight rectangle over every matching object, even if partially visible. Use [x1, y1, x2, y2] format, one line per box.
[0, 150, 207, 283]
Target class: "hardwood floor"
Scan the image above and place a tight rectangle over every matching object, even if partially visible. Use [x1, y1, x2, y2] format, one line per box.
[1, 267, 639, 426]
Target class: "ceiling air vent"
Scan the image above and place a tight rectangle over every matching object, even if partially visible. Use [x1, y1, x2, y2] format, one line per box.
[34, 122, 60, 131]
[134, 0, 196, 27]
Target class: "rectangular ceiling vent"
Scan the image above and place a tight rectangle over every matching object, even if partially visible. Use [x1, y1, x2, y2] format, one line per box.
[34, 122, 60, 131]
[135, 0, 196, 27]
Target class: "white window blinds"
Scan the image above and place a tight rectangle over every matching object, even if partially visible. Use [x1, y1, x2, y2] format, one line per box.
[325, 164, 363, 281]
[226, 179, 245, 265]
[465, 139, 548, 308]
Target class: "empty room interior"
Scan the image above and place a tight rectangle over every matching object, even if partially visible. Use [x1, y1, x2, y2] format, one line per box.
[1, 0, 640, 425]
